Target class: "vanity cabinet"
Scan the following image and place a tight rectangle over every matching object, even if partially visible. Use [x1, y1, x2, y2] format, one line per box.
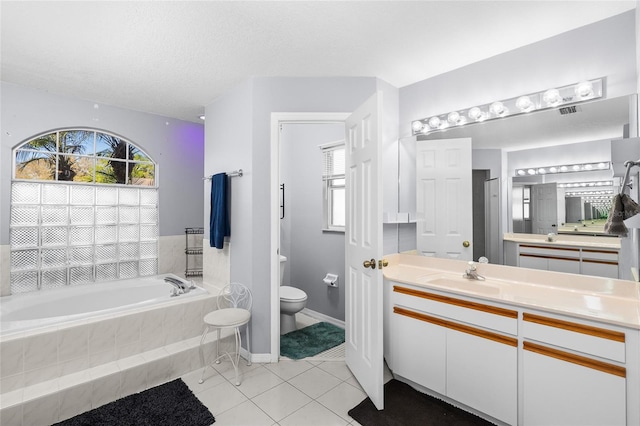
[508, 242, 619, 278]
[521, 312, 627, 426]
[386, 278, 636, 425]
[390, 283, 518, 425]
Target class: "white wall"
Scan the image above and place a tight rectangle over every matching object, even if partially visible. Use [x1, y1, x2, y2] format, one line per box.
[399, 11, 637, 138]
[204, 77, 393, 354]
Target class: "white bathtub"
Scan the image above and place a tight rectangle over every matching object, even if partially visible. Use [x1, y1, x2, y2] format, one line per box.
[0, 274, 207, 336]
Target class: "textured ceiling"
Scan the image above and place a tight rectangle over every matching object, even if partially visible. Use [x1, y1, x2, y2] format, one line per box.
[1, 1, 636, 122]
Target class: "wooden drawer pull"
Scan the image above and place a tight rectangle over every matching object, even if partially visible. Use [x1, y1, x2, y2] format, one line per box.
[394, 306, 517, 347]
[524, 341, 626, 378]
[393, 286, 518, 319]
[523, 313, 625, 342]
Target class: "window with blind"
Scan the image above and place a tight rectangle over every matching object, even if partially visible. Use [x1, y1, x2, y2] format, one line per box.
[322, 143, 345, 231]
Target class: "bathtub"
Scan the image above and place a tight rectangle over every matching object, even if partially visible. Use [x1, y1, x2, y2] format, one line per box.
[0, 274, 208, 336]
[0, 275, 218, 424]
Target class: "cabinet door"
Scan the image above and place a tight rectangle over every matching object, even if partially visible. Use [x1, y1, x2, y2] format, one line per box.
[391, 311, 446, 395]
[547, 257, 580, 274]
[447, 329, 518, 425]
[581, 260, 619, 278]
[519, 255, 547, 270]
[523, 345, 626, 426]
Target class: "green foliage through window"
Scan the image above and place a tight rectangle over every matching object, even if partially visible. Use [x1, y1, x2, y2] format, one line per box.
[14, 129, 156, 186]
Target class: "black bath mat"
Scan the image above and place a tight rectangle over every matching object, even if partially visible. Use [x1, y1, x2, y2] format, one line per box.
[53, 378, 215, 426]
[280, 321, 345, 360]
[348, 379, 495, 426]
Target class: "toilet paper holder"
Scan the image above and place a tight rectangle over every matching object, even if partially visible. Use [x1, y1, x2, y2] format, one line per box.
[323, 273, 339, 287]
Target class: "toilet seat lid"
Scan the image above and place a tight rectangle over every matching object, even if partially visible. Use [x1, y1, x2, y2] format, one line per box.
[280, 286, 307, 301]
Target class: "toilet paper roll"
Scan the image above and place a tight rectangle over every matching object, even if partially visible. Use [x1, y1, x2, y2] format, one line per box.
[323, 273, 338, 287]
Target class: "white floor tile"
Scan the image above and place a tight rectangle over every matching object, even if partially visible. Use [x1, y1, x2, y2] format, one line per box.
[317, 361, 354, 381]
[316, 381, 367, 422]
[195, 380, 249, 416]
[288, 366, 342, 399]
[280, 400, 350, 426]
[181, 367, 226, 394]
[263, 359, 314, 381]
[213, 400, 277, 426]
[234, 366, 284, 399]
[251, 382, 312, 422]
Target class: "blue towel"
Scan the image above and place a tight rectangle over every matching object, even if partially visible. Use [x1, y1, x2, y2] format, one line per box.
[210, 173, 230, 249]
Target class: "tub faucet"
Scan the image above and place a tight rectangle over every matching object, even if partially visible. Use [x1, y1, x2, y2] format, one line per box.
[164, 276, 189, 295]
[463, 261, 485, 281]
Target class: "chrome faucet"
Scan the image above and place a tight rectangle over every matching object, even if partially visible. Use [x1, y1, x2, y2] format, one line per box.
[463, 261, 485, 281]
[164, 276, 190, 296]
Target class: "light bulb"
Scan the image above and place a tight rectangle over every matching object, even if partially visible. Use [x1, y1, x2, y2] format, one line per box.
[412, 121, 425, 132]
[538, 168, 546, 174]
[584, 164, 593, 170]
[489, 101, 507, 116]
[468, 107, 483, 121]
[517, 170, 525, 176]
[527, 169, 536, 175]
[549, 167, 558, 173]
[428, 116, 441, 129]
[574, 81, 594, 99]
[572, 165, 581, 171]
[447, 111, 461, 125]
[560, 165, 568, 172]
[516, 96, 534, 112]
[543, 89, 562, 107]
[597, 162, 607, 169]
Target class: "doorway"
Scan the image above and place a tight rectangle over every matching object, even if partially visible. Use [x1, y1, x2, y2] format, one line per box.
[269, 113, 350, 362]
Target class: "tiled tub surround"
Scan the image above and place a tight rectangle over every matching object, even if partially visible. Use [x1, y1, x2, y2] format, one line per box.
[0, 280, 221, 425]
[1, 235, 192, 297]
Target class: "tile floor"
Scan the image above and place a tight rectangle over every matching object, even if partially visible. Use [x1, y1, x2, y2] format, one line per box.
[182, 357, 375, 426]
[179, 311, 381, 425]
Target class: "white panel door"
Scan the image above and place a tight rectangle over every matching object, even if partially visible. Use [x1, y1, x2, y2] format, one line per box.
[532, 182, 559, 234]
[345, 92, 384, 410]
[416, 138, 473, 260]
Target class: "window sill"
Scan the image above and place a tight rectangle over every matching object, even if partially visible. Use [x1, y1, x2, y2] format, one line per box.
[322, 228, 345, 234]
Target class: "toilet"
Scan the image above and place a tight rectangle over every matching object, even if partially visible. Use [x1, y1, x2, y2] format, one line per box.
[279, 255, 308, 335]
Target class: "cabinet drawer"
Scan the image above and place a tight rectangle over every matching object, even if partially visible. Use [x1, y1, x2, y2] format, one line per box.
[519, 244, 581, 259]
[522, 312, 626, 362]
[581, 249, 619, 262]
[393, 285, 518, 335]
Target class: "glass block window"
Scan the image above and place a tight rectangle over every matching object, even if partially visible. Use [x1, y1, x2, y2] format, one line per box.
[10, 129, 159, 294]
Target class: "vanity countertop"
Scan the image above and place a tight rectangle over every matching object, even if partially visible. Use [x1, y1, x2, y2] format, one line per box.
[383, 253, 640, 329]
[503, 232, 621, 249]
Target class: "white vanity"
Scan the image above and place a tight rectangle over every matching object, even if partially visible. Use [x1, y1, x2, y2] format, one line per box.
[383, 253, 640, 426]
[503, 232, 621, 278]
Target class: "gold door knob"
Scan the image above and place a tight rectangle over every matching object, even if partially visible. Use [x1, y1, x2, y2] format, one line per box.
[462, 241, 470, 248]
[378, 259, 388, 269]
[363, 258, 377, 269]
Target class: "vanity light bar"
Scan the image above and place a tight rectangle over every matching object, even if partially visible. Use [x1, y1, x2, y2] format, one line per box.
[515, 161, 610, 177]
[557, 180, 613, 188]
[565, 190, 614, 197]
[411, 78, 603, 136]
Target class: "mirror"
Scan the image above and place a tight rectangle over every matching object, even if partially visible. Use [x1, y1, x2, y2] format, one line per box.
[397, 95, 632, 264]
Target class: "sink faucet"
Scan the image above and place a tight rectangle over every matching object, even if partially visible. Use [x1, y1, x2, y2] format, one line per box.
[164, 276, 190, 296]
[463, 261, 485, 281]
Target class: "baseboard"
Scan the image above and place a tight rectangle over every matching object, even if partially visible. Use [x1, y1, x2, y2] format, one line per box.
[241, 347, 273, 364]
[301, 308, 345, 329]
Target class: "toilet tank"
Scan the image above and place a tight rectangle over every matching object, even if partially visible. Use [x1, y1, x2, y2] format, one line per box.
[279, 255, 287, 286]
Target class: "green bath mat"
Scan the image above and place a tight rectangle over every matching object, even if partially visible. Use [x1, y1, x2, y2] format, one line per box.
[281, 322, 345, 360]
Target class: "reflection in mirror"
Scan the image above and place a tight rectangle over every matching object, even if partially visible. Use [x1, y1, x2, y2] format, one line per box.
[397, 95, 632, 265]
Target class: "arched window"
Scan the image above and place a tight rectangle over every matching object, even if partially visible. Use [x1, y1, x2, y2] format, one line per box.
[10, 129, 159, 293]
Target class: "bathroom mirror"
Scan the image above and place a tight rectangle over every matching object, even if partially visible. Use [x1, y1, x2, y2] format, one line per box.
[397, 95, 633, 263]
